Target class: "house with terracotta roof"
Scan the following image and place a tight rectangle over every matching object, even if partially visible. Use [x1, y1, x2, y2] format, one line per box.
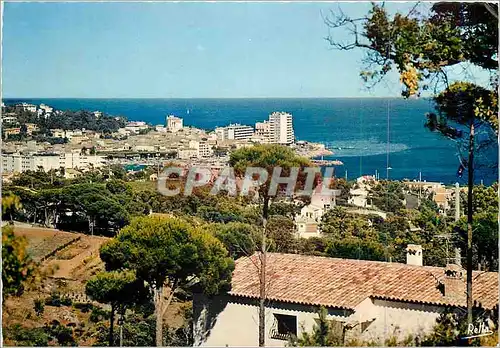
[433, 186, 451, 212]
[294, 185, 341, 238]
[193, 249, 497, 346]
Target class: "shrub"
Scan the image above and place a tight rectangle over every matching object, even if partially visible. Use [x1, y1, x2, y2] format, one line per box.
[44, 321, 75, 346]
[7, 324, 49, 346]
[90, 307, 110, 323]
[61, 296, 73, 306]
[45, 292, 61, 307]
[34, 298, 45, 316]
[73, 302, 94, 313]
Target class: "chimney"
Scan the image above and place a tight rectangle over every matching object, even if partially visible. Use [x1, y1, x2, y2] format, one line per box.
[406, 244, 423, 266]
[442, 263, 465, 301]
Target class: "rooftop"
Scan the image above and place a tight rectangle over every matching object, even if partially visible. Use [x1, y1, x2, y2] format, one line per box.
[229, 253, 497, 310]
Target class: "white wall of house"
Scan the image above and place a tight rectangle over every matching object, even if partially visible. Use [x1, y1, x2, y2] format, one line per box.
[299, 205, 323, 221]
[310, 190, 339, 209]
[295, 221, 321, 238]
[194, 295, 447, 347]
[193, 295, 351, 347]
[351, 298, 444, 343]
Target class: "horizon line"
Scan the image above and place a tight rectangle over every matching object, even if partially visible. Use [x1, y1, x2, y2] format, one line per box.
[2, 96, 421, 100]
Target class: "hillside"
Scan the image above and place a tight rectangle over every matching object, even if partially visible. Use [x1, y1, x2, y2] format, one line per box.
[3, 224, 186, 346]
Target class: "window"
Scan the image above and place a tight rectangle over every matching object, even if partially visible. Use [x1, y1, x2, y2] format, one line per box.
[270, 314, 297, 340]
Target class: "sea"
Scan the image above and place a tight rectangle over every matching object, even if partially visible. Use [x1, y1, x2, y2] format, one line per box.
[4, 98, 498, 185]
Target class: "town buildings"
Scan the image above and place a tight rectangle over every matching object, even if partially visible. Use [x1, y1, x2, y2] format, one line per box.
[1, 152, 106, 173]
[189, 140, 213, 158]
[349, 175, 376, 208]
[14, 102, 37, 113]
[255, 120, 271, 142]
[268, 111, 294, 144]
[215, 124, 254, 141]
[3, 113, 18, 124]
[1, 103, 334, 178]
[193, 251, 497, 347]
[166, 115, 184, 132]
[124, 121, 148, 134]
[295, 185, 342, 238]
[403, 180, 454, 214]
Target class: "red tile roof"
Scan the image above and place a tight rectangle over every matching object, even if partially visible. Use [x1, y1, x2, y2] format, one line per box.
[229, 253, 498, 310]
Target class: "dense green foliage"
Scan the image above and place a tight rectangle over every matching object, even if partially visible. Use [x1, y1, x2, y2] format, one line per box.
[99, 215, 234, 345]
[317, 202, 450, 265]
[2, 192, 22, 221]
[86, 270, 148, 346]
[293, 307, 343, 346]
[100, 216, 234, 295]
[2, 225, 35, 297]
[368, 180, 405, 213]
[229, 144, 315, 207]
[5, 321, 76, 346]
[3, 104, 127, 139]
[4, 177, 143, 236]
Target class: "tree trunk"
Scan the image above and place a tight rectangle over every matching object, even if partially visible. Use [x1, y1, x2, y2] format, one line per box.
[466, 121, 474, 325]
[154, 286, 164, 347]
[119, 311, 124, 347]
[109, 304, 115, 347]
[259, 195, 270, 347]
[154, 282, 177, 347]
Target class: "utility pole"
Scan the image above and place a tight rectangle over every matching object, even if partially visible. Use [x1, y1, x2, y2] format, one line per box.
[466, 122, 474, 326]
[455, 182, 460, 222]
[418, 171, 422, 206]
[386, 99, 390, 180]
[258, 197, 269, 347]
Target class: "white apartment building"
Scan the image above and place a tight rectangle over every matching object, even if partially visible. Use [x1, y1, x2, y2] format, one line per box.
[216, 124, 254, 141]
[189, 140, 213, 158]
[215, 127, 225, 141]
[166, 115, 183, 132]
[255, 120, 271, 141]
[39, 104, 54, 114]
[125, 121, 149, 134]
[178, 148, 198, 160]
[268, 112, 294, 144]
[15, 103, 37, 113]
[1, 152, 106, 173]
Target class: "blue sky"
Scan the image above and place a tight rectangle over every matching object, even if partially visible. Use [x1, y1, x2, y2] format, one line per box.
[1, 2, 480, 98]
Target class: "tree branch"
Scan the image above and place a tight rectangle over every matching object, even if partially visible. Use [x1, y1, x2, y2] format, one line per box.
[161, 279, 178, 318]
[484, 3, 498, 19]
